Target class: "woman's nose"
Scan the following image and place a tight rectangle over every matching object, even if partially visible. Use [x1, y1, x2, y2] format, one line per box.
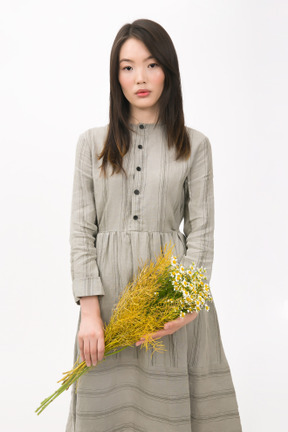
[135, 67, 147, 84]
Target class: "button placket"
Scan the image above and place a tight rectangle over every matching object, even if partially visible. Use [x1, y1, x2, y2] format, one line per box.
[132, 125, 145, 224]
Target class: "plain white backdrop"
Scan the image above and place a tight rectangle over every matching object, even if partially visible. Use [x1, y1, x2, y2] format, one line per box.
[0, 0, 287, 431]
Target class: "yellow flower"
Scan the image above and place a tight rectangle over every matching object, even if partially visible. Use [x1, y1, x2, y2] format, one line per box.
[179, 265, 185, 273]
[171, 256, 178, 266]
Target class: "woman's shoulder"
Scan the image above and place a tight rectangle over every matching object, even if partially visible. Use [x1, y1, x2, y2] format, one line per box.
[76, 124, 109, 153]
[185, 125, 210, 147]
[184, 125, 213, 162]
[79, 124, 109, 143]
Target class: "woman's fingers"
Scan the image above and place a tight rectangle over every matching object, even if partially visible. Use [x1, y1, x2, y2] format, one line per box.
[90, 338, 98, 367]
[135, 329, 169, 346]
[136, 312, 199, 346]
[83, 338, 92, 367]
[79, 337, 84, 363]
[78, 311, 105, 367]
[79, 334, 104, 366]
[97, 335, 105, 362]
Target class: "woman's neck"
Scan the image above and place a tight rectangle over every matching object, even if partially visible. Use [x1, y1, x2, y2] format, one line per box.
[129, 109, 159, 125]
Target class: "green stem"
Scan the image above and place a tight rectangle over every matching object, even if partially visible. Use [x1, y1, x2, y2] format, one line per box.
[35, 366, 88, 415]
[35, 346, 130, 415]
[104, 345, 128, 356]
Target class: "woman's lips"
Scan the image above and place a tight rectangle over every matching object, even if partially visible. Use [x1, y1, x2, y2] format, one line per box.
[136, 91, 151, 97]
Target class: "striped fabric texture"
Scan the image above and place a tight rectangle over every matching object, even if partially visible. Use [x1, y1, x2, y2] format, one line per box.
[65, 123, 243, 432]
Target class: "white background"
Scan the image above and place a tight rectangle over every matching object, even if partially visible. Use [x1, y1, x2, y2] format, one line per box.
[0, 1, 287, 431]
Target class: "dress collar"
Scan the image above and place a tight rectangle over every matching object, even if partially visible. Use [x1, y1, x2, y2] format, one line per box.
[129, 122, 165, 135]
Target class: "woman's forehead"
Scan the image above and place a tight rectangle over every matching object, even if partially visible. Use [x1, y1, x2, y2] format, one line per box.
[119, 38, 153, 61]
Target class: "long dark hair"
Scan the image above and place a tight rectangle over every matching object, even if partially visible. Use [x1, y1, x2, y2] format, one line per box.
[98, 19, 191, 178]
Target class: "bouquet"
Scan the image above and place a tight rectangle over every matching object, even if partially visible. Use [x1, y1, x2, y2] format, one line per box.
[35, 240, 213, 415]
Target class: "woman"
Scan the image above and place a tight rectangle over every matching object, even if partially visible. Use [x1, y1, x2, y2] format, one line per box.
[66, 19, 242, 432]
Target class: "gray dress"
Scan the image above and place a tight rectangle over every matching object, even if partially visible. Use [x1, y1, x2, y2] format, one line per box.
[66, 123, 242, 432]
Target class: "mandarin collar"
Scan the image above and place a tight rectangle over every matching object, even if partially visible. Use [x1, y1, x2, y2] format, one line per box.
[129, 122, 165, 135]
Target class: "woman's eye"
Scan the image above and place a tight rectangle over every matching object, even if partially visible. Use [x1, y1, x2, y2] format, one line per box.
[148, 63, 158, 68]
[123, 66, 132, 71]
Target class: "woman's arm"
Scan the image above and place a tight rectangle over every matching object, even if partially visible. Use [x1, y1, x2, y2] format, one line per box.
[179, 136, 215, 285]
[70, 132, 105, 304]
[70, 132, 105, 366]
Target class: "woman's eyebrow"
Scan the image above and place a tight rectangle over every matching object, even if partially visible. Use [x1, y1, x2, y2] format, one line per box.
[119, 55, 155, 64]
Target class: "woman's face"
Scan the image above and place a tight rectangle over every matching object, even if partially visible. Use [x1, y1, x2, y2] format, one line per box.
[118, 38, 165, 121]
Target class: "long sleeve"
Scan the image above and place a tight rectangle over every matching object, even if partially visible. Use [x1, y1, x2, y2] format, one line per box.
[179, 136, 215, 285]
[69, 132, 105, 305]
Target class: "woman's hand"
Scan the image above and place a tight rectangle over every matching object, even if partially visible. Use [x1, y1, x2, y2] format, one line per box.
[135, 311, 199, 346]
[78, 296, 105, 367]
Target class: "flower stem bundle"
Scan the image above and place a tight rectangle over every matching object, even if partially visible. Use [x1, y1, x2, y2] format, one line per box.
[35, 240, 213, 415]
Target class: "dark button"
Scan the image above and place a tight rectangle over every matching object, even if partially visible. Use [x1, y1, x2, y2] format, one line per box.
[134, 189, 140, 195]
[138, 144, 143, 149]
[136, 166, 141, 171]
[139, 124, 144, 129]
[133, 215, 138, 220]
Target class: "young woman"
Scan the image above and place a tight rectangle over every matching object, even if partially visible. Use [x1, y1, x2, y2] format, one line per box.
[66, 19, 242, 432]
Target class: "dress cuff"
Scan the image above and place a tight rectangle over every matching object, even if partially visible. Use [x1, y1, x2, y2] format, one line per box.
[73, 277, 105, 305]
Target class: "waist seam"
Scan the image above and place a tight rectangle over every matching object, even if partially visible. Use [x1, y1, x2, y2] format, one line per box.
[97, 230, 183, 234]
